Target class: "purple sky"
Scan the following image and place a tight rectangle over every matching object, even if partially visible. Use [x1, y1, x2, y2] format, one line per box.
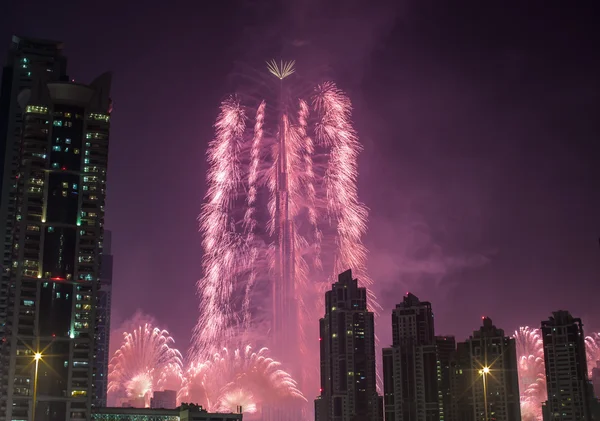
[2, 0, 599, 350]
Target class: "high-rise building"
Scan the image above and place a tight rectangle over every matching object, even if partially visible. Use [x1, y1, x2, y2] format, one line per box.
[0, 36, 68, 384]
[541, 311, 593, 421]
[449, 341, 475, 421]
[382, 293, 438, 421]
[150, 390, 177, 409]
[315, 269, 381, 421]
[0, 36, 111, 421]
[458, 317, 521, 421]
[436, 336, 456, 421]
[94, 229, 113, 407]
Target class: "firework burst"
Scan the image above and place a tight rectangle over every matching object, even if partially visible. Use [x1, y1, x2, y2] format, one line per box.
[192, 60, 375, 399]
[586, 333, 600, 374]
[179, 346, 305, 416]
[514, 327, 546, 421]
[108, 322, 184, 407]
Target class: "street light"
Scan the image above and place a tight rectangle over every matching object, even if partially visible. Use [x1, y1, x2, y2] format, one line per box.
[33, 352, 42, 421]
[478, 366, 490, 420]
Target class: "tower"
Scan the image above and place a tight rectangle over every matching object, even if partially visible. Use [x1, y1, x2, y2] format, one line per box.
[315, 269, 381, 421]
[382, 293, 438, 421]
[0, 46, 111, 421]
[541, 311, 593, 421]
[436, 336, 456, 421]
[459, 317, 521, 421]
[0, 38, 68, 404]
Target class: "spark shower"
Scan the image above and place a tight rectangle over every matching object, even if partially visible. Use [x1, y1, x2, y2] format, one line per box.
[193, 59, 374, 397]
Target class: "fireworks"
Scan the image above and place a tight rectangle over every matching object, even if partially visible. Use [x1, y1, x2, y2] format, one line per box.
[514, 328, 600, 421]
[586, 333, 600, 373]
[179, 346, 305, 416]
[514, 327, 546, 421]
[192, 59, 374, 400]
[108, 321, 184, 407]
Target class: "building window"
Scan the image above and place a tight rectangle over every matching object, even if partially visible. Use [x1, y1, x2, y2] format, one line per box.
[53, 120, 63, 127]
[53, 145, 61, 152]
[65, 138, 71, 144]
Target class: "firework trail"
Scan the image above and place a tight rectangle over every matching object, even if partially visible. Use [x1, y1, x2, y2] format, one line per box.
[514, 327, 546, 421]
[586, 333, 600, 375]
[179, 346, 305, 417]
[108, 321, 184, 407]
[192, 60, 375, 398]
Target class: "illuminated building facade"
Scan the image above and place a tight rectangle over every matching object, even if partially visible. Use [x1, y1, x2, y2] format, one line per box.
[315, 269, 382, 421]
[541, 311, 593, 421]
[382, 293, 438, 421]
[0, 38, 68, 407]
[435, 336, 456, 421]
[460, 318, 521, 421]
[0, 44, 111, 421]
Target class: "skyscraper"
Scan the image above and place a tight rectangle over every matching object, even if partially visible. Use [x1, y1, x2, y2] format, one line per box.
[0, 36, 68, 377]
[436, 336, 456, 421]
[459, 317, 521, 421]
[315, 269, 381, 421]
[382, 293, 438, 421]
[0, 38, 111, 421]
[541, 311, 593, 421]
[94, 229, 113, 407]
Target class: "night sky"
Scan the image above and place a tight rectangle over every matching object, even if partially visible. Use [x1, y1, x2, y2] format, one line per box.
[2, 0, 598, 350]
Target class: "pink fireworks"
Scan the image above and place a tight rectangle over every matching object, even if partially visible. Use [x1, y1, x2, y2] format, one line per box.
[514, 327, 546, 421]
[108, 321, 183, 407]
[179, 346, 305, 416]
[192, 61, 374, 399]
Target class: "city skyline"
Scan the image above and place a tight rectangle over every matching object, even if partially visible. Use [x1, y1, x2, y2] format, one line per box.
[0, 1, 598, 419]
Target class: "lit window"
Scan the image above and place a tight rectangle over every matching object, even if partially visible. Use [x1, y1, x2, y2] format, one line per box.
[25, 105, 48, 114]
[48, 227, 54, 233]
[85, 142, 91, 147]
[52, 163, 59, 169]
[83, 186, 88, 191]
[53, 120, 63, 127]
[65, 138, 71, 144]
[73, 184, 78, 190]
[23, 300, 34, 307]
[84, 158, 89, 164]
[62, 182, 68, 188]
[64, 112, 72, 118]
[53, 145, 61, 152]
[62, 191, 67, 197]
[26, 225, 40, 232]
[85, 150, 90, 156]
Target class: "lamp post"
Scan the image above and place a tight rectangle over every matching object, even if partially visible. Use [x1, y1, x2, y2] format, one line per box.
[478, 366, 490, 421]
[33, 352, 42, 421]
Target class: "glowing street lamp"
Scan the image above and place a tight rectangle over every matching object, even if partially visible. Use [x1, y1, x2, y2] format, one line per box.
[33, 352, 42, 421]
[478, 366, 490, 420]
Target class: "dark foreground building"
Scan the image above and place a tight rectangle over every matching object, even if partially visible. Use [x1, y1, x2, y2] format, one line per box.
[0, 35, 112, 421]
[382, 293, 438, 421]
[458, 318, 521, 421]
[315, 269, 382, 421]
[542, 311, 593, 421]
[92, 404, 242, 421]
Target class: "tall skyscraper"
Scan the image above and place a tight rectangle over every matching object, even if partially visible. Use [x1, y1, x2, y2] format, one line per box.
[94, 229, 113, 407]
[436, 336, 456, 421]
[0, 36, 111, 421]
[0, 36, 68, 374]
[382, 293, 438, 421]
[541, 311, 593, 421]
[315, 269, 382, 421]
[459, 317, 521, 421]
